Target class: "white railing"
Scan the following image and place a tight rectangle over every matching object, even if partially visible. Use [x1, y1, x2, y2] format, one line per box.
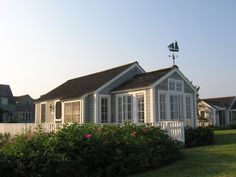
[156, 121, 185, 142]
[0, 121, 185, 142]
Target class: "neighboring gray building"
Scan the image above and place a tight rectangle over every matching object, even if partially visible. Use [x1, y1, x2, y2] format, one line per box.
[35, 62, 198, 127]
[15, 95, 35, 123]
[0, 84, 35, 123]
[199, 97, 236, 126]
[0, 84, 16, 122]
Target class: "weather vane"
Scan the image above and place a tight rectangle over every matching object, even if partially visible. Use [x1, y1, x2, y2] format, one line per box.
[168, 41, 179, 65]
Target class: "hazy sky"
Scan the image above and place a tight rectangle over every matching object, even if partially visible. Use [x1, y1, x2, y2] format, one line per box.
[0, 0, 235, 99]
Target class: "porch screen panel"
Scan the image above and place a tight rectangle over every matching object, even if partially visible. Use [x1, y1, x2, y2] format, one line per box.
[64, 103, 72, 123]
[72, 102, 80, 123]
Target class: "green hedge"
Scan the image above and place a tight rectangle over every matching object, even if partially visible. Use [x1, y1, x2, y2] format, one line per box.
[0, 124, 182, 177]
[185, 126, 215, 148]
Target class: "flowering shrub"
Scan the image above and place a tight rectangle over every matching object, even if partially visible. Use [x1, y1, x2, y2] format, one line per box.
[0, 123, 182, 177]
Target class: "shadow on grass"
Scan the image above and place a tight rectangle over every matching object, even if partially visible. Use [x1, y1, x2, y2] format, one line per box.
[131, 130, 236, 177]
[132, 146, 236, 177]
[214, 130, 236, 145]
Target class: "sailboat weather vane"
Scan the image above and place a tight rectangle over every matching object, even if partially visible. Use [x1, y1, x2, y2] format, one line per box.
[168, 41, 179, 65]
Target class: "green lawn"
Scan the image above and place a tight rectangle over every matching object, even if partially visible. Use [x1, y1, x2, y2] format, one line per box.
[131, 130, 236, 177]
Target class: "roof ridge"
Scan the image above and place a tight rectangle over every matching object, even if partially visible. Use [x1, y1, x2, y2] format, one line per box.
[68, 61, 138, 82]
[203, 96, 236, 100]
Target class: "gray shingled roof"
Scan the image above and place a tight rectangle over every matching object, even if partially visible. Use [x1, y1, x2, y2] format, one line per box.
[231, 101, 236, 109]
[0, 84, 13, 97]
[113, 66, 175, 91]
[36, 62, 137, 102]
[0, 84, 15, 104]
[203, 96, 235, 109]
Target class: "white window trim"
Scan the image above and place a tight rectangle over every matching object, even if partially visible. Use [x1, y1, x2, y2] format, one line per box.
[40, 102, 47, 123]
[116, 90, 146, 123]
[99, 94, 111, 123]
[63, 99, 82, 124]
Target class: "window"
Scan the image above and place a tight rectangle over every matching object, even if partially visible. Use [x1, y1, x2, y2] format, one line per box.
[176, 83, 182, 92]
[117, 95, 132, 123]
[170, 94, 183, 120]
[231, 111, 236, 123]
[200, 111, 205, 119]
[168, 79, 183, 92]
[101, 98, 108, 123]
[41, 104, 46, 123]
[137, 94, 144, 123]
[186, 96, 192, 119]
[55, 102, 62, 119]
[169, 81, 175, 90]
[160, 94, 166, 120]
[64, 101, 81, 123]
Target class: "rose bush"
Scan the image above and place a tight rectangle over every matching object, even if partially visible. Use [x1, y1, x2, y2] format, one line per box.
[0, 123, 182, 177]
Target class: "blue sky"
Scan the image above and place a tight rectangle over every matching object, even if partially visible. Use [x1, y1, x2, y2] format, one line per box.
[0, 0, 235, 99]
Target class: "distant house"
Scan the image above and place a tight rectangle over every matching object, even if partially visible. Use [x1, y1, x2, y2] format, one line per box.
[199, 97, 236, 126]
[35, 62, 198, 127]
[0, 84, 35, 123]
[15, 95, 35, 123]
[0, 84, 16, 122]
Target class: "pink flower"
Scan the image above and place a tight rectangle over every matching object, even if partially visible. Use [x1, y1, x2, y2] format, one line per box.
[131, 131, 137, 137]
[84, 133, 92, 139]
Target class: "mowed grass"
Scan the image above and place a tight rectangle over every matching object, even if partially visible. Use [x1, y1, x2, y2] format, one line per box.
[131, 130, 236, 177]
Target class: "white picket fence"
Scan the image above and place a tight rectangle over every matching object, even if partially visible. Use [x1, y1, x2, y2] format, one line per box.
[0, 121, 185, 142]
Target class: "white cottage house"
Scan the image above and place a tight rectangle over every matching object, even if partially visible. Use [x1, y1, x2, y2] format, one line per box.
[35, 62, 198, 127]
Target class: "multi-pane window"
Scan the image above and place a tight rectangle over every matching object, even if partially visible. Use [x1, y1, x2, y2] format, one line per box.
[200, 111, 205, 119]
[176, 83, 182, 92]
[160, 94, 166, 120]
[186, 96, 192, 119]
[170, 94, 183, 120]
[169, 82, 175, 90]
[137, 94, 144, 123]
[169, 80, 183, 92]
[101, 98, 108, 123]
[41, 104, 46, 123]
[118, 95, 132, 123]
[64, 101, 80, 123]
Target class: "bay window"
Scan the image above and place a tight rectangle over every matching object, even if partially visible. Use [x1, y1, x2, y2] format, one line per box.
[158, 79, 193, 121]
